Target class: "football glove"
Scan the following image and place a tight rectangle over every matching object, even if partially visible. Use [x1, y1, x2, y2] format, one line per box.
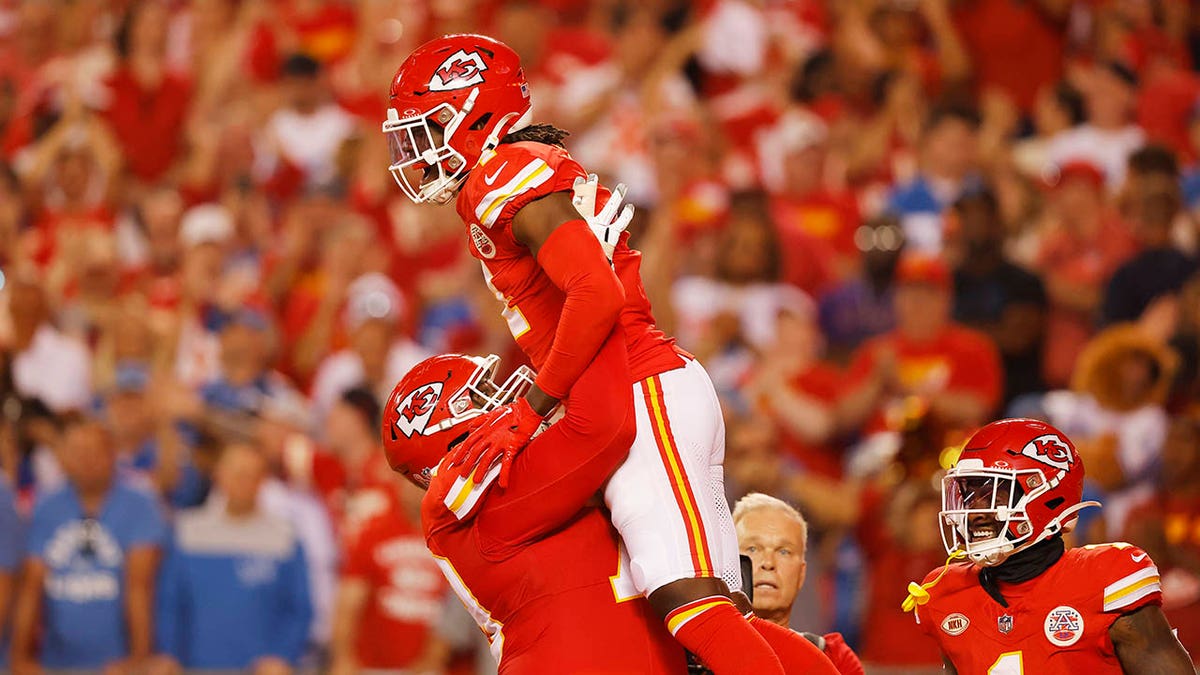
[572, 173, 634, 263]
[446, 397, 544, 489]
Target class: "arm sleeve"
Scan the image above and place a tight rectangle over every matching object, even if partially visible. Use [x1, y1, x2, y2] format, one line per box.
[478, 329, 634, 550]
[275, 543, 315, 664]
[533, 220, 626, 399]
[1100, 544, 1162, 615]
[154, 543, 183, 659]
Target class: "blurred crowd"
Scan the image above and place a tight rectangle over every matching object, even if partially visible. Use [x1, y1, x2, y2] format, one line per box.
[3, 0, 1200, 673]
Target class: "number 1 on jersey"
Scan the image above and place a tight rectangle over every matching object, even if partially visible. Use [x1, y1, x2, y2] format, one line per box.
[989, 651, 1023, 674]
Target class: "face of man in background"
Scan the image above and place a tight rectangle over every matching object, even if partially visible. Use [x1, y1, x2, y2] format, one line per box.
[736, 508, 808, 624]
[216, 443, 267, 516]
[61, 422, 116, 495]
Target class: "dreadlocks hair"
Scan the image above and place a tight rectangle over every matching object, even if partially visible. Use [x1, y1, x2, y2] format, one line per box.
[500, 124, 570, 148]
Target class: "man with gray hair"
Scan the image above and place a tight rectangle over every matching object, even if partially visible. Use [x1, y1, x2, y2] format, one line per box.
[734, 492, 864, 674]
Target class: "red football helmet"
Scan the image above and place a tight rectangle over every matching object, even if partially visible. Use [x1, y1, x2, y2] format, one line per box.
[383, 34, 533, 204]
[940, 418, 1100, 566]
[381, 353, 534, 489]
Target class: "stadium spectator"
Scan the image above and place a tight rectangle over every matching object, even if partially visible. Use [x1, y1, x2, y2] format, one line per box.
[5, 275, 92, 412]
[1035, 159, 1138, 388]
[733, 492, 864, 675]
[1123, 412, 1200, 664]
[1102, 160, 1196, 325]
[839, 253, 1002, 435]
[309, 273, 429, 427]
[259, 53, 356, 191]
[101, 0, 192, 184]
[1047, 61, 1146, 191]
[0, 475, 21, 672]
[886, 104, 982, 254]
[1043, 324, 1176, 538]
[947, 189, 1047, 406]
[746, 291, 845, 478]
[154, 442, 312, 672]
[817, 214, 902, 362]
[11, 415, 166, 673]
[102, 360, 204, 509]
[330, 473, 450, 674]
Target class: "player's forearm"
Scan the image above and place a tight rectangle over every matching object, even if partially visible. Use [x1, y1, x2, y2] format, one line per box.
[524, 383, 559, 418]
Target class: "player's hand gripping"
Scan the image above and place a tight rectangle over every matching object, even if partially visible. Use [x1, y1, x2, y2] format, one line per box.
[572, 173, 634, 263]
[447, 397, 545, 488]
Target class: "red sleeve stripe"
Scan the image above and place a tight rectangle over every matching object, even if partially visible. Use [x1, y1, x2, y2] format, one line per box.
[642, 375, 713, 579]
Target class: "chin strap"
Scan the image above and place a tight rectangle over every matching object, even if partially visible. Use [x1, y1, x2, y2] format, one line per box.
[903, 549, 967, 613]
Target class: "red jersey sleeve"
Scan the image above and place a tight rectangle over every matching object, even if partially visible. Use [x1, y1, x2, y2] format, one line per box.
[1086, 542, 1163, 616]
[822, 632, 866, 675]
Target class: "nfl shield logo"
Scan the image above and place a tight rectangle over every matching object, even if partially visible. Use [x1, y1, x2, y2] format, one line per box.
[998, 615, 1014, 634]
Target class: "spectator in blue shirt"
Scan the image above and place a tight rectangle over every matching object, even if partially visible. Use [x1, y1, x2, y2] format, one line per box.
[10, 414, 166, 672]
[103, 361, 207, 508]
[0, 476, 23, 671]
[886, 104, 983, 254]
[153, 442, 312, 673]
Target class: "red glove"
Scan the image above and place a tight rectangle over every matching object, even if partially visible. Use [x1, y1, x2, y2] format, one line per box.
[447, 398, 545, 488]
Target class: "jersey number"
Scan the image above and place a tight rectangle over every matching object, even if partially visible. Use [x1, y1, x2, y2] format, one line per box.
[480, 262, 531, 339]
[988, 651, 1023, 675]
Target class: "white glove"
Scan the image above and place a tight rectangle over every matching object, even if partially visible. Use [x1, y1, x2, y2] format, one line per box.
[572, 173, 634, 263]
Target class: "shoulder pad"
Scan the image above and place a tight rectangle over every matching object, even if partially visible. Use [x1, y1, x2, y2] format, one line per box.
[461, 143, 564, 229]
[1077, 543, 1162, 614]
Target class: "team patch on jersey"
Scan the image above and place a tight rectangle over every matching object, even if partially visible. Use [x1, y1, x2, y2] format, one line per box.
[394, 382, 444, 438]
[941, 613, 970, 636]
[1021, 434, 1074, 472]
[470, 223, 496, 259]
[428, 49, 488, 91]
[998, 614, 1014, 634]
[1044, 605, 1084, 647]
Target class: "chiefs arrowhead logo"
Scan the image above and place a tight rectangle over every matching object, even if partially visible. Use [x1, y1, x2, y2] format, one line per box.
[1020, 434, 1074, 472]
[394, 382, 444, 438]
[429, 50, 488, 91]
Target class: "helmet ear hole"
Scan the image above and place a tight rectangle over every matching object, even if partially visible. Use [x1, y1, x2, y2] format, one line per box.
[1045, 496, 1065, 510]
[470, 112, 493, 131]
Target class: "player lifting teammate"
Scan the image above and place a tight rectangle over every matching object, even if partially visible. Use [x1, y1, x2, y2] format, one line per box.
[381, 34, 833, 673]
[905, 418, 1193, 673]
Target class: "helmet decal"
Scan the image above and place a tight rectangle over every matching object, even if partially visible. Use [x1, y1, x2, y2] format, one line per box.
[394, 382, 445, 438]
[1020, 434, 1074, 472]
[429, 50, 489, 92]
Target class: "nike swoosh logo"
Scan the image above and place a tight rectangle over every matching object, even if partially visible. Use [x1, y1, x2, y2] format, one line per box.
[1132, 553, 1148, 563]
[483, 162, 508, 186]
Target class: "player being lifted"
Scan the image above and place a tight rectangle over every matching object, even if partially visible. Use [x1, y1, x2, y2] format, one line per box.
[382, 34, 829, 673]
[904, 418, 1193, 673]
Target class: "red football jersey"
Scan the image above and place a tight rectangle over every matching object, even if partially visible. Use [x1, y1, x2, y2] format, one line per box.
[417, 331, 684, 674]
[454, 140, 683, 383]
[915, 542, 1163, 674]
[422, 470, 685, 674]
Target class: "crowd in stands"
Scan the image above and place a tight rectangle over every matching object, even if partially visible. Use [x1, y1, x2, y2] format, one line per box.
[2, 0, 1200, 673]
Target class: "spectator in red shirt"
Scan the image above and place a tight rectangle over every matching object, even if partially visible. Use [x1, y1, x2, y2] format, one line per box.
[952, 0, 1070, 113]
[839, 253, 1002, 435]
[748, 290, 846, 479]
[762, 110, 863, 284]
[328, 390, 450, 674]
[1034, 159, 1138, 388]
[734, 493, 865, 675]
[101, 0, 191, 184]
